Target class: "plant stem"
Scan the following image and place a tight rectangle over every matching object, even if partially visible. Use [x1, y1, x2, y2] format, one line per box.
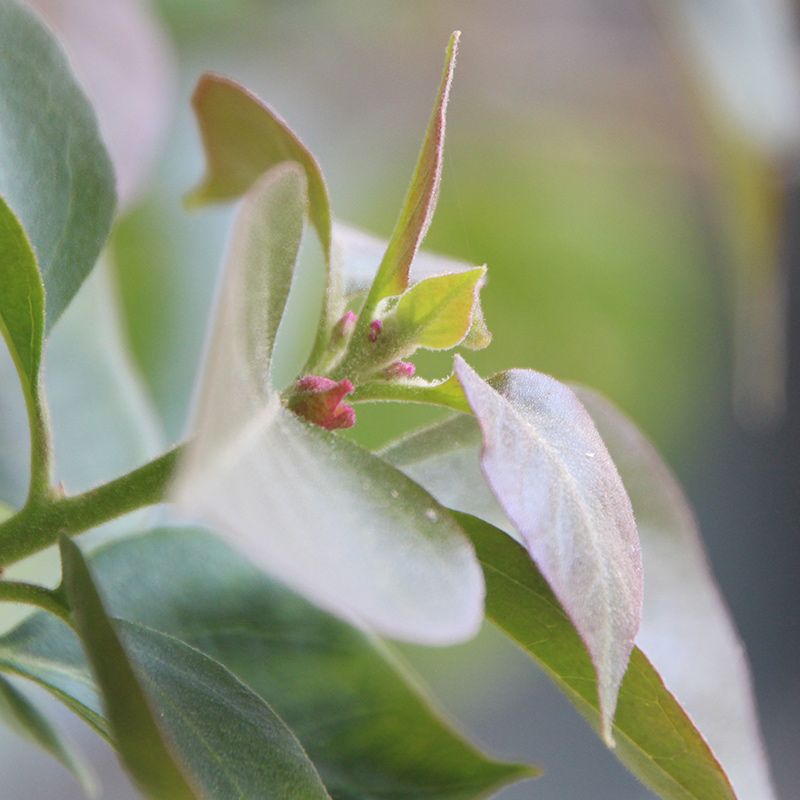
[0, 445, 184, 569]
[0, 581, 71, 625]
[24, 379, 53, 506]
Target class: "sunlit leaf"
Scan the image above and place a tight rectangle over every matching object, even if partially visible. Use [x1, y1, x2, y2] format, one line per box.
[27, 0, 174, 208]
[0, 673, 94, 795]
[361, 31, 460, 311]
[0, 0, 115, 330]
[459, 513, 736, 800]
[575, 386, 778, 799]
[453, 358, 642, 742]
[59, 536, 330, 800]
[0, 196, 44, 395]
[353, 371, 471, 413]
[0, 529, 537, 799]
[173, 165, 484, 645]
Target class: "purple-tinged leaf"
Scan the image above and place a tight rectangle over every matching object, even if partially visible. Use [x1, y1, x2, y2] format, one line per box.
[575, 386, 778, 799]
[360, 31, 460, 316]
[453, 357, 643, 743]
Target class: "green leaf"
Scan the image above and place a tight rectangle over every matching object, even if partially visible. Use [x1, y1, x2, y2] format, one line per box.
[0, 196, 44, 393]
[574, 386, 777, 799]
[460, 512, 736, 800]
[58, 536, 196, 800]
[0, 528, 537, 799]
[388, 267, 488, 351]
[0, 673, 94, 795]
[0, 0, 116, 330]
[362, 32, 460, 310]
[352, 371, 471, 413]
[453, 358, 643, 743]
[58, 536, 330, 800]
[174, 164, 484, 645]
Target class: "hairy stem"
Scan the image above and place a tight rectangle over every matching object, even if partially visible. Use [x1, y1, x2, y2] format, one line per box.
[0, 446, 184, 569]
[0, 581, 71, 625]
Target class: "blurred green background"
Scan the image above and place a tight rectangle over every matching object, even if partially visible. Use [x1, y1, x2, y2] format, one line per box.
[2, 1, 798, 798]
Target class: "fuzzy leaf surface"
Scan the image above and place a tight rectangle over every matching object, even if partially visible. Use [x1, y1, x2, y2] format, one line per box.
[454, 358, 643, 741]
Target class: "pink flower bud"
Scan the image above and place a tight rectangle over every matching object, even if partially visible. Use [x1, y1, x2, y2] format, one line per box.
[290, 376, 356, 430]
[385, 361, 416, 380]
[368, 319, 383, 342]
[334, 310, 357, 339]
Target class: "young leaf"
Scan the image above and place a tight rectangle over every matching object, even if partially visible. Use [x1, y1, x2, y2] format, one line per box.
[0, 528, 537, 799]
[352, 371, 471, 413]
[362, 32, 460, 311]
[0, 673, 95, 795]
[388, 267, 488, 350]
[0, 196, 44, 395]
[460, 513, 736, 800]
[59, 536, 331, 800]
[174, 164, 484, 645]
[574, 386, 778, 799]
[0, 0, 116, 330]
[453, 357, 643, 743]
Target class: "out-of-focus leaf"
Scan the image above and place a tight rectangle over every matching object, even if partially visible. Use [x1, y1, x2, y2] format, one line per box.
[460, 513, 736, 800]
[174, 165, 484, 645]
[0, 0, 115, 330]
[453, 357, 642, 742]
[27, 0, 174, 208]
[575, 386, 778, 799]
[47, 260, 163, 496]
[0, 529, 537, 799]
[186, 71, 337, 370]
[187, 72, 330, 255]
[361, 31, 459, 312]
[0, 673, 94, 795]
[59, 536, 330, 800]
[0, 196, 44, 395]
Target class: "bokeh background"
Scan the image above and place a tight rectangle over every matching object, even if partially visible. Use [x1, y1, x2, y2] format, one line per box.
[0, 1, 798, 797]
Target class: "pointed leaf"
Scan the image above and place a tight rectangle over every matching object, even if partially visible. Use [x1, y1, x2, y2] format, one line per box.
[460, 512, 736, 800]
[59, 536, 331, 800]
[352, 371, 471, 413]
[0, 196, 44, 393]
[0, 528, 536, 799]
[575, 386, 777, 799]
[453, 357, 643, 742]
[0, 0, 115, 330]
[0, 673, 95, 795]
[175, 163, 483, 645]
[390, 266, 488, 351]
[361, 31, 460, 311]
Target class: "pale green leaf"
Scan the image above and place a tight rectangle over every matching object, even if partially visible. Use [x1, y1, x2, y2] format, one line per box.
[453, 358, 643, 742]
[0, 673, 94, 795]
[0, 0, 116, 330]
[352, 371, 471, 413]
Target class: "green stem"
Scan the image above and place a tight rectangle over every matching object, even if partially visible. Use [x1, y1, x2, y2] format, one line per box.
[0, 581, 71, 625]
[24, 379, 53, 505]
[0, 446, 184, 569]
